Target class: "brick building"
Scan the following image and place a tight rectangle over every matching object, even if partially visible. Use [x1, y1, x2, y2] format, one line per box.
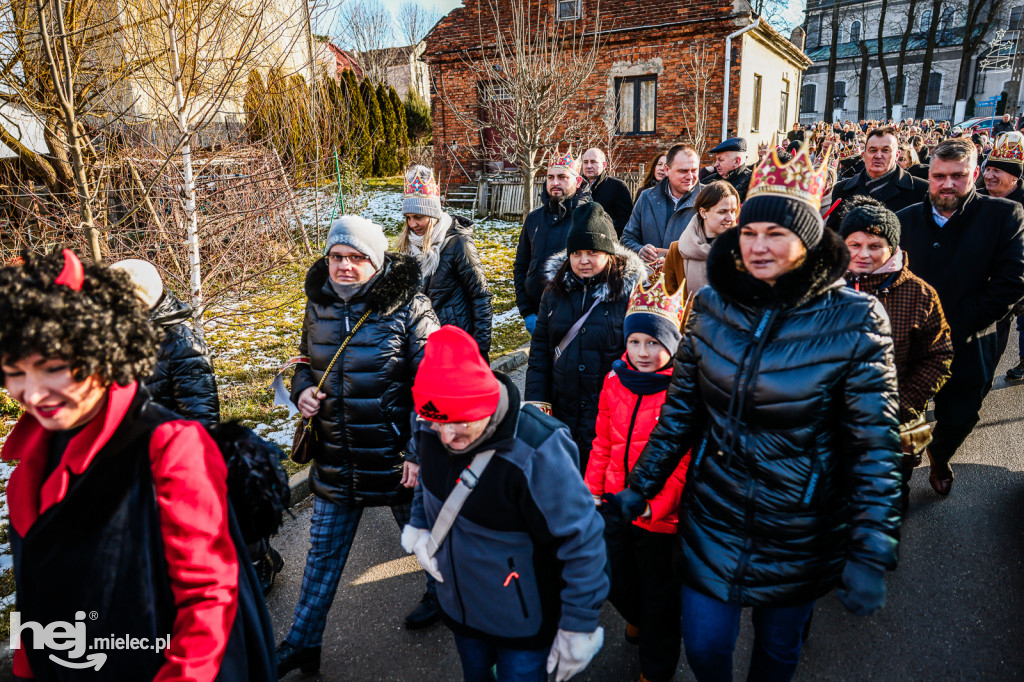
[423, 0, 810, 186]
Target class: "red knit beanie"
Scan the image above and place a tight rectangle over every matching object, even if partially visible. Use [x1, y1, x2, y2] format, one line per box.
[413, 326, 500, 422]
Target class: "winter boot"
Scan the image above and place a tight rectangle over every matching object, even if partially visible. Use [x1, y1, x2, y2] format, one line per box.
[405, 591, 440, 630]
[276, 641, 321, 677]
[1006, 358, 1024, 381]
[255, 546, 284, 596]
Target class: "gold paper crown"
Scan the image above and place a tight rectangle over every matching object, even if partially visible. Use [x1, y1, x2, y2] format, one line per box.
[747, 142, 832, 211]
[404, 166, 440, 198]
[548, 149, 579, 174]
[990, 132, 1024, 164]
[834, 141, 860, 161]
[626, 272, 685, 329]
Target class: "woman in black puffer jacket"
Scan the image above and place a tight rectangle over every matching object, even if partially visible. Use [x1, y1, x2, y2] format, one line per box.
[525, 203, 644, 471]
[618, 154, 903, 682]
[396, 165, 493, 358]
[279, 216, 440, 677]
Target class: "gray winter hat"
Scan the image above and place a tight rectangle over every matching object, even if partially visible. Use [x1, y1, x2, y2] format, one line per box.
[402, 165, 443, 220]
[324, 215, 389, 270]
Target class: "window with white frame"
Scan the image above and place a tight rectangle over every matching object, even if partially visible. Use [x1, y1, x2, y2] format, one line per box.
[556, 0, 580, 21]
[849, 21, 861, 42]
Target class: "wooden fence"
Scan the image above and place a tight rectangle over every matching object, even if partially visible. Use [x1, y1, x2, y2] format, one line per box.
[482, 170, 643, 220]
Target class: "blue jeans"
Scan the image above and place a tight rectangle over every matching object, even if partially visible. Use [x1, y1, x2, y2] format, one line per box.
[680, 584, 814, 682]
[286, 496, 433, 647]
[452, 633, 549, 682]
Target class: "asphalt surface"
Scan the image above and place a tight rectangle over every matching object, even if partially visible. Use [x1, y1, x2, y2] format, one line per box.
[269, 342, 1024, 682]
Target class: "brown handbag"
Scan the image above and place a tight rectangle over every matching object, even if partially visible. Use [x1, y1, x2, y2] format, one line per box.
[290, 310, 372, 464]
[899, 412, 934, 456]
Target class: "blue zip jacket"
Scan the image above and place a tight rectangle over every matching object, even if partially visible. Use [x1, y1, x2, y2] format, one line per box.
[409, 374, 608, 648]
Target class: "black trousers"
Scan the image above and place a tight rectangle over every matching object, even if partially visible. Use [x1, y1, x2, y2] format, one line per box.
[930, 324, 1009, 468]
[603, 516, 683, 682]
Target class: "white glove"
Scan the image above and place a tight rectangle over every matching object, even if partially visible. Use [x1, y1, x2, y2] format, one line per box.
[546, 627, 604, 681]
[400, 524, 427, 554]
[412, 530, 444, 583]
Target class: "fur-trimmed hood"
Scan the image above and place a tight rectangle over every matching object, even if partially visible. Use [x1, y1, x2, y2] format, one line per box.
[706, 226, 850, 309]
[304, 252, 422, 315]
[541, 243, 646, 303]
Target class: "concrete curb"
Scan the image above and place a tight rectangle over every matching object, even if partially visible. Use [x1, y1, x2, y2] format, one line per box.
[285, 341, 532, 507]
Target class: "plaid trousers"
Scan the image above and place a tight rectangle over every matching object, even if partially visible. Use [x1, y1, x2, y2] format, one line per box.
[286, 496, 412, 647]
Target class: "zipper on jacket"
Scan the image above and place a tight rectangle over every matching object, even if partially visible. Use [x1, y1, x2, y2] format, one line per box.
[506, 557, 530, 619]
[622, 396, 644, 477]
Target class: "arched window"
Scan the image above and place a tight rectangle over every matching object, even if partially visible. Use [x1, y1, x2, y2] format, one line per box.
[850, 21, 861, 42]
[801, 83, 817, 113]
[927, 72, 942, 106]
[920, 9, 933, 30]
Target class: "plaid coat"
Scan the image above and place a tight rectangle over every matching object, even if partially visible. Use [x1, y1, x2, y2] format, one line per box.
[846, 252, 953, 423]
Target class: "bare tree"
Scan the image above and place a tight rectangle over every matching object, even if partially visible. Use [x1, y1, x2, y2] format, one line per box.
[435, 0, 601, 216]
[334, 0, 395, 84]
[892, 0, 923, 118]
[952, 0, 1007, 102]
[824, 0, 840, 123]
[396, 1, 440, 46]
[679, 40, 719, 159]
[749, 0, 804, 35]
[914, 0, 944, 118]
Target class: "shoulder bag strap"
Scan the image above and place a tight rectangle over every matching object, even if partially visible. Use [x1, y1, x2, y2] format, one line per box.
[554, 298, 602, 360]
[300, 308, 372, 434]
[425, 449, 496, 558]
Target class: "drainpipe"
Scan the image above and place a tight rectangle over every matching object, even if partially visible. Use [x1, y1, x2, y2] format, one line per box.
[722, 16, 761, 141]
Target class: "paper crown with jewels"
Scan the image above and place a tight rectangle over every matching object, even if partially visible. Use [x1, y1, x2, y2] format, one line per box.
[834, 140, 860, 161]
[989, 131, 1024, 164]
[547, 149, 579, 175]
[747, 142, 832, 211]
[404, 165, 440, 199]
[626, 271, 686, 329]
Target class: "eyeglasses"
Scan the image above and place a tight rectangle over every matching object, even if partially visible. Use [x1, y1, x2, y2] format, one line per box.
[326, 253, 371, 266]
[416, 415, 470, 434]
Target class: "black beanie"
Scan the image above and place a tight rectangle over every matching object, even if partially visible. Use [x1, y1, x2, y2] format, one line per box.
[838, 199, 901, 248]
[738, 194, 824, 249]
[987, 158, 1024, 178]
[566, 202, 618, 254]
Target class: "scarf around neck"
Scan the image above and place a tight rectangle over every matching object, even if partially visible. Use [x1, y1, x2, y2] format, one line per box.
[612, 358, 672, 396]
[408, 212, 453, 281]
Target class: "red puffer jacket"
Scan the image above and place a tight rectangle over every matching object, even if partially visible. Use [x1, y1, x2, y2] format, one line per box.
[584, 356, 690, 534]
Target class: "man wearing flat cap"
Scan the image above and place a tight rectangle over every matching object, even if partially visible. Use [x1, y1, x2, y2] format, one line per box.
[702, 137, 753, 200]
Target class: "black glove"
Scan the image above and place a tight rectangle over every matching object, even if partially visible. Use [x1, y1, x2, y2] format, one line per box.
[601, 488, 648, 522]
[837, 561, 886, 616]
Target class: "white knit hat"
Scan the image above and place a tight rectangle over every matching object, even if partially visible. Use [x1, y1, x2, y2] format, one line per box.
[324, 215, 389, 270]
[111, 259, 164, 309]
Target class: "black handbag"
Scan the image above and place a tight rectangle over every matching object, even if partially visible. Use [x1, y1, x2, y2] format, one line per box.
[290, 309, 372, 464]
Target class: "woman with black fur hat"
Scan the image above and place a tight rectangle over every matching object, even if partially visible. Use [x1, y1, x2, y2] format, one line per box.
[839, 196, 953, 511]
[0, 249, 276, 681]
[614, 146, 904, 682]
[525, 202, 644, 471]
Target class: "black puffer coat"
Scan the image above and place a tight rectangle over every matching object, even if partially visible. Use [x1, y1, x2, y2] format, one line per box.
[422, 214, 493, 358]
[525, 245, 644, 470]
[145, 292, 220, 426]
[291, 254, 439, 507]
[514, 182, 593, 318]
[628, 228, 903, 607]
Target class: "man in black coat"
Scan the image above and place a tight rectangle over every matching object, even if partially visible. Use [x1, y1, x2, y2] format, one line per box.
[993, 114, 1015, 136]
[581, 147, 633, 237]
[979, 131, 1024, 380]
[829, 126, 927, 227]
[514, 152, 592, 334]
[702, 137, 753, 200]
[897, 138, 1024, 497]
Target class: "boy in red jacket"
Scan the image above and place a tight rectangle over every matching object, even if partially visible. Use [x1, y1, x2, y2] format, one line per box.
[585, 275, 690, 682]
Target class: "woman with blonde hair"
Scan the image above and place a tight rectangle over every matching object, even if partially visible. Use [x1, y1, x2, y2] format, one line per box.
[395, 165, 493, 359]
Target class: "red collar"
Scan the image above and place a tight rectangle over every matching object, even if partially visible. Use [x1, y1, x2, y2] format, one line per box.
[2, 382, 137, 537]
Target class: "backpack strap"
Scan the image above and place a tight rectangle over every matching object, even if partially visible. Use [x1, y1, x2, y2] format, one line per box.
[424, 449, 495, 557]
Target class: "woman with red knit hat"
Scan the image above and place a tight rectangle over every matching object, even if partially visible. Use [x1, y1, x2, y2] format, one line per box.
[402, 325, 608, 682]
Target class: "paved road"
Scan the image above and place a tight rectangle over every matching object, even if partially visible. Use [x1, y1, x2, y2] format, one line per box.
[268, 344, 1024, 681]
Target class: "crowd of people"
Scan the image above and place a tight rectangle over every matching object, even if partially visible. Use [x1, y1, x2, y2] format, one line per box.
[1, 114, 1023, 682]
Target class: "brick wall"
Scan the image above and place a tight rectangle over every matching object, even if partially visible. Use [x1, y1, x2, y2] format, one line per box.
[424, 0, 759, 189]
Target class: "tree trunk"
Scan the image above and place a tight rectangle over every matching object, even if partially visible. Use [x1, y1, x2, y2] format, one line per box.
[858, 40, 870, 120]
[915, 0, 944, 119]
[894, 0, 922, 118]
[824, 0, 841, 123]
[876, 0, 893, 118]
[162, 0, 204, 339]
[521, 163, 537, 219]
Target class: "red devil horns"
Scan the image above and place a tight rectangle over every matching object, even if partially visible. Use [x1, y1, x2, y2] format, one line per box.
[54, 248, 84, 291]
